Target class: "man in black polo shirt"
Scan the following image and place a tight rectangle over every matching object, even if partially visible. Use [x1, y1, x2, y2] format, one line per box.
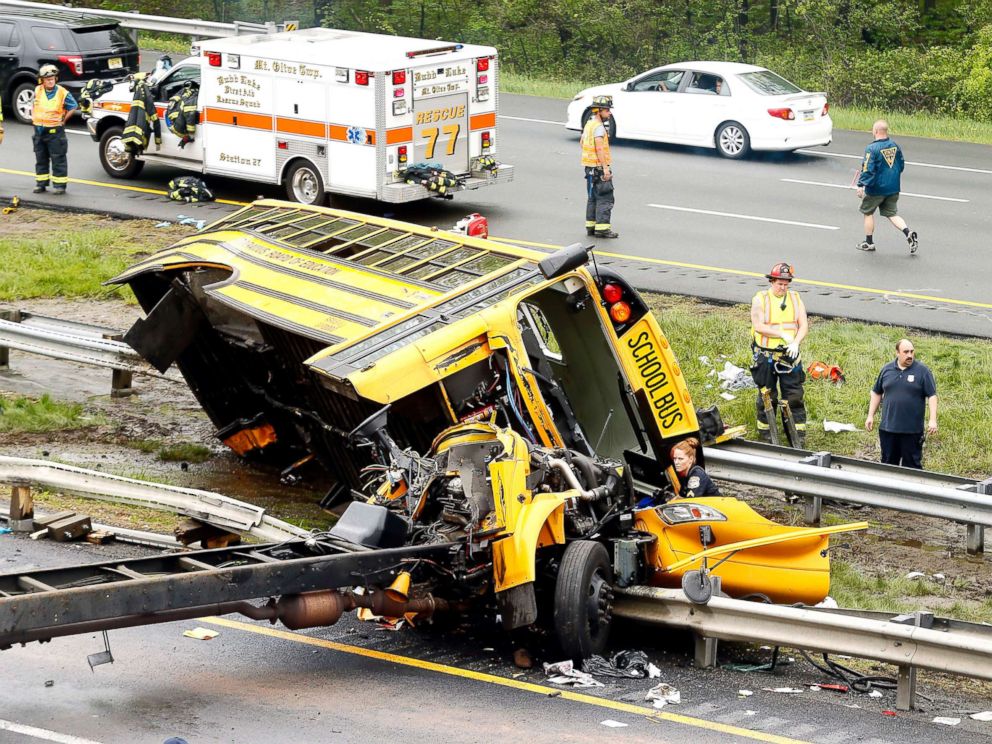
[865, 339, 938, 468]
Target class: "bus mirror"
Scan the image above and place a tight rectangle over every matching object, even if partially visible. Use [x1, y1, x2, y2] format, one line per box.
[538, 242, 590, 279]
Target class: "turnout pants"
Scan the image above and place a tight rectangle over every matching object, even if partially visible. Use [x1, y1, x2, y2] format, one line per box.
[585, 168, 615, 232]
[33, 127, 68, 190]
[879, 430, 924, 469]
[751, 354, 806, 435]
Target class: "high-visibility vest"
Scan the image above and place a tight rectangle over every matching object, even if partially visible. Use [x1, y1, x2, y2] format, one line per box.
[32, 85, 68, 127]
[752, 288, 803, 349]
[581, 116, 611, 167]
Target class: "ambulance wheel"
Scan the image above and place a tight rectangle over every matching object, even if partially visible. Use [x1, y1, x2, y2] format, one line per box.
[285, 160, 326, 206]
[715, 121, 750, 159]
[554, 540, 614, 661]
[580, 108, 617, 140]
[99, 126, 144, 179]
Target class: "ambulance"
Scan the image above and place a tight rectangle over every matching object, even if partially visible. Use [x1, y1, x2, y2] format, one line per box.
[85, 28, 513, 204]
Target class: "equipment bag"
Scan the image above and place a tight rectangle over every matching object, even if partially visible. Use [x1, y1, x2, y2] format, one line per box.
[167, 176, 215, 203]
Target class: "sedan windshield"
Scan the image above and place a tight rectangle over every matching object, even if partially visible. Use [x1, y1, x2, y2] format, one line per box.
[737, 70, 803, 95]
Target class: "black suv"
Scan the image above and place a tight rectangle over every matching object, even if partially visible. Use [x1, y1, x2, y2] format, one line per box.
[0, 8, 139, 124]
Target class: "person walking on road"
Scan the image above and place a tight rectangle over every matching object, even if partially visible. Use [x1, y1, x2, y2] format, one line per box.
[750, 262, 809, 445]
[32, 64, 78, 195]
[856, 120, 918, 254]
[581, 95, 618, 239]
[865, 339, 937, 469]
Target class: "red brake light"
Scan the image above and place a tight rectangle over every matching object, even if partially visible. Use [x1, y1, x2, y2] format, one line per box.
[206, 51, 222, 67]
[767, 107, 795, 120]
[58, 54, 83, 76]
[602, 283, 623, 304]
[477, 57, 490, 72]
[393, 88, 404, 98]
[355, 70, 370, 86]
[822, 102, 830, 116]
[392, 70, 406, 85]
[609, 301, 632, 323]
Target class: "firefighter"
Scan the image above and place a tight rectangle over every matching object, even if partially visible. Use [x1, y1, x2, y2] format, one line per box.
[32, 64, 78, 194]
[749, 262, 809, 444]
[580, 95, 618, 239]
[0, 106, 5, 145]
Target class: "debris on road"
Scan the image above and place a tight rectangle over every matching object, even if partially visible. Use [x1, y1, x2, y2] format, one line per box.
[600, 720, 628, 728]
[933, 717, 961, 726]
[738, 690, 754, 697]
[182, 627, 219, 641]
[583, 650, 652, 678]
[970, 711, 992, 721]
[823, 420, 858, 433]
[543, 660, 603, 688]
[762, 687, 804, 694]
[646, 682, 681, 708]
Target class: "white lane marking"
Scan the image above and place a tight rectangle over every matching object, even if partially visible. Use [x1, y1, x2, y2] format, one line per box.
[0, 720, 105, 744]
[781, 178, 969, 202]
[796, 148, 992, 175]
[647, 203, 839, 230]
[499, 115, 564, 126]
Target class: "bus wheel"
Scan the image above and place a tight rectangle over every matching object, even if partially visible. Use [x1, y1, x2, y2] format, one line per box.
[554, 540, 614, 661]
[285, 160, 326, 206]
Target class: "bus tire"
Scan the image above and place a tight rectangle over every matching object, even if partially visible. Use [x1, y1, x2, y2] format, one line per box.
[553, 540, 613, 661]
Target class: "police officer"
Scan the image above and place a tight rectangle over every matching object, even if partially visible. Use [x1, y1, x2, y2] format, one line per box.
[580, 95, 618, 239]
[32, 64, 78, 195]
[750, 262, 809, 444]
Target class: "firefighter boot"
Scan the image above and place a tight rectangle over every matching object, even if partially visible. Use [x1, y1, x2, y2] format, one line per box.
[594, 229, 620, 239]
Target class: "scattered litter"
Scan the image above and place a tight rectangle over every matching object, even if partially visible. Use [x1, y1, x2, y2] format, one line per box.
[176, 214, 207, 230]
[814, 596, 838, 609]
[182, 627, 219, 640]
[0, 527, 10, 535]
[868, 690, 884, 698]
[600, 720, 628, 728]
[970, 711, 992, 721]
[744, 710, 756, 716]
[583, 650, 651, 678]
[813, 684, 849, 693]
[698, 355, 711, 366]
[44, 680, 54, 688]
[932, 717, 961, 726]
[154, 221, 172, 228]
[482, 647, 495, 652]
[719, 392, 736, 401]
[645, 682, 681, 708]
[762, 687, 803, 694]
[738, 690, 753, 697]
[717, 362, 755, 391]
[646, 663, 661, 679]
[543, 660, 604, 688]
[905, 571, 926, 580]
[547, 691, 561, 698]
[931, 573, 945, 584]
[882, 710, 897, 717]
[723, 661, 777, 673]
[843, 704, 862, 709]
[823, 420, 858, 433]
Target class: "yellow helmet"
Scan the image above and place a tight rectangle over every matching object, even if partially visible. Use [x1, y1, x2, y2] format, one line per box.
[38, 64, 59, 80]
[591, 94, 613, 110]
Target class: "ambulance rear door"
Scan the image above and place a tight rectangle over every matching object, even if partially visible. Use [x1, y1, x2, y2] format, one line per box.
[410, 61, 471, 175]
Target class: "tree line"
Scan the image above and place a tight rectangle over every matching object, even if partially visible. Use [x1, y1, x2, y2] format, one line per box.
[94, 0, 992, 120]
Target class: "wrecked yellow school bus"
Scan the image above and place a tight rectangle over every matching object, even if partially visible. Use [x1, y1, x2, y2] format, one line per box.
[72, 200, 867, 659]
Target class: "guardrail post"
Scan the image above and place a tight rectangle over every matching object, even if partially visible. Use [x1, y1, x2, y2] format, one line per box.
[0, 309, 20, 370]
[966, 479, 991, 555]
[799, 452, 831, 525]
[9, 481, 34, 532]
[892, 610, 933, 711]
[692, 576, 720, 668]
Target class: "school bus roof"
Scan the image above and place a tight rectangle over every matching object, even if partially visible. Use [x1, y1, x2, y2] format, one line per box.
[109, 200, 550, 384]
[201, 28, 497, 70]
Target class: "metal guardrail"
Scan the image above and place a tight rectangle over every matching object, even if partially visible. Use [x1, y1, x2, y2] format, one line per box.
[707, 439, 992, 554]
[0, 309, 177, 396]
[0, 0, 297, 38]
[0, 455, 309, 542]
[615, 585, 992, 710]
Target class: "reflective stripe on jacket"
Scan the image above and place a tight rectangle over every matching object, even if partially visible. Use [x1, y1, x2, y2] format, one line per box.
[32, 85, 68, 127]
[580, 116, 610, 167]
[752, 289, 803, 349]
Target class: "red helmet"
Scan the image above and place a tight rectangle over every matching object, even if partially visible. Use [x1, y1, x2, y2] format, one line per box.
[766, 262, 795, 281]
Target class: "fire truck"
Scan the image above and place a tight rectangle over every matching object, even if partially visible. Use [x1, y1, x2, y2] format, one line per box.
[85, 28, 513, 204]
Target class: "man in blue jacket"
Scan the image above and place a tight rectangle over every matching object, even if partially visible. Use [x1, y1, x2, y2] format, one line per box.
[855, 120, 918, 254]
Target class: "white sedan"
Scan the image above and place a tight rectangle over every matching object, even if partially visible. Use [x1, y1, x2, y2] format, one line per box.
[565, 61, 832, 159]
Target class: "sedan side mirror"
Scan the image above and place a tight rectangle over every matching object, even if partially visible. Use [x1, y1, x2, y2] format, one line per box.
[623, 81, 632, 92]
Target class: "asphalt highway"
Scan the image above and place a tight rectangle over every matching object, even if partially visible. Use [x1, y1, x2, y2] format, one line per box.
[2, 90, 991, 336]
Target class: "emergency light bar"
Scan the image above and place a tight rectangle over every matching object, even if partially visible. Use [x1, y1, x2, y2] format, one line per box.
[406, 44, 463, 58]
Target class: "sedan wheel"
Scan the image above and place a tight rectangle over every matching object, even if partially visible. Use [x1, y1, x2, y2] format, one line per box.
[716, 121, 750, 159]
[13, 82, 35, 125]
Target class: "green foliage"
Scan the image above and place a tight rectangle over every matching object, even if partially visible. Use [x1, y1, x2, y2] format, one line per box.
[156, 443, 212, 463]
[0, 394, 96, 433]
